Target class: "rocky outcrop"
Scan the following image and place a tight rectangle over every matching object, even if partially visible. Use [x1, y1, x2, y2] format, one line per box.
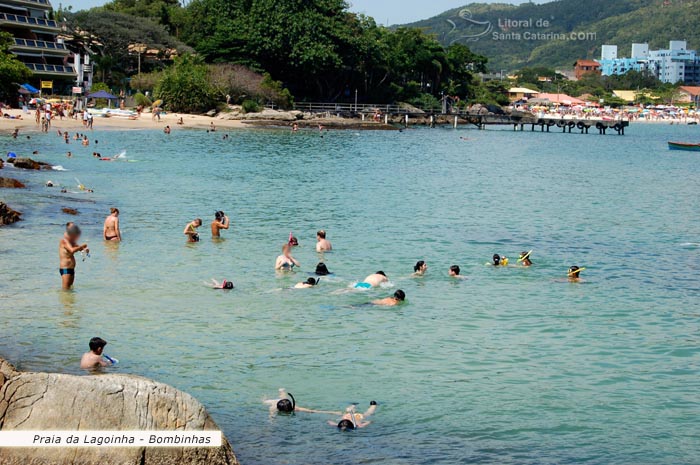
[0, 356, 239, 465]
[227, 109, 302, 121]
[61, 207, 79, 215]
[0, 177, 25, 188]
[0, 203, 22, 225]
[0, 159, 4, 169]
[10, 158, 52, 170]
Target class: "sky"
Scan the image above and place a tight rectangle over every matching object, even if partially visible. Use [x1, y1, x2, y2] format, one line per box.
[58, 0, 547, 25]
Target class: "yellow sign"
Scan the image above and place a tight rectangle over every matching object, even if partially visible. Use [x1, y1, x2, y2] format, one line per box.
[41, 81, 53, 89]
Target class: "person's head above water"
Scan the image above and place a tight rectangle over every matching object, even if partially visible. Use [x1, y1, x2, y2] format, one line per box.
[449, 265, 460, 276]
[305, 278, 319, 286]
[337, 419, 355, 430]
[276, 393, 296, 413]
[317, 230, 326, 239]
[221, 280, 234, 290]
[315, 262, 332, 276]
[519, 251, 533, 265]
[568, 266, 583, 278]
[375, 271, 386, 277]
[493, 254, 501, 266]
[288, 236, 299, 247]
[394, 290, 406, 301]
[110, 207, 119, 216]
[414, 261, 427, 273]
[88, 337, 107, 354]
[194, 218, 202, 226]
[215, 211, 225, 221]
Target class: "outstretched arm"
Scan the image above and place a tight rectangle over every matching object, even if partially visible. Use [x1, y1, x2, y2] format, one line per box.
[295, 407, 343, 415]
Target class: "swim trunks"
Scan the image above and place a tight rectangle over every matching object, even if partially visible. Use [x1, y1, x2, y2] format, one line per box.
[59, 268, 75, 276]
[105, 235, 118, 241]
[354, 282, 372, 289]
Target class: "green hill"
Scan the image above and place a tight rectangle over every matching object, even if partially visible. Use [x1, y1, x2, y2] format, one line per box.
[404, 0, 700, 71]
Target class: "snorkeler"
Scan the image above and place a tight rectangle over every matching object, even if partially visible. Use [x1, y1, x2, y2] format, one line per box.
[264, 389, 341, 415]
[491, 254, 508, 266]
[59, 222, 89, 290]
[275, 244, 300, 271]
[355, 271, 388, 289]
[413, 261, 428, 276]
[316, 230, 333, 252]
[372, 290, 406, 306]
[330, 402, 378, 430]
[449, 265, 467, 279]
[211, 211, 230, 238]
[518, 251, 533, 267]
[288, 232, 299, 247]
[315, 262, 332, 276]
[184, 219, 202, 243]
[207, 279, 234, 289]
[294, 277, 320, 289]
[568, 266, 585, 282]
[103, 208, 121, 241]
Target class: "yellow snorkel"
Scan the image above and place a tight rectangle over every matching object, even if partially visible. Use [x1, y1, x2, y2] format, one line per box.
[518, 250, 532, 263]
[568, 267, 586, 277]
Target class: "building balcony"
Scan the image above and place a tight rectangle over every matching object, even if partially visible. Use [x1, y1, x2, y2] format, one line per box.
[8, 0, 52, 10]
[24, 62, 75, 76]
[11, 37, 69, 54]
[0, 12, 58, 31]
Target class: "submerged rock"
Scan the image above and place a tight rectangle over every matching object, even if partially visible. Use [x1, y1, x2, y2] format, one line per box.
[61, 207, 79, 215]
[0, 203, 22, 225]
[0, 356, 239, 465]
[0, 159, 4, 169]
[11, 158, 52, 170]
[0, 177, 26, 188]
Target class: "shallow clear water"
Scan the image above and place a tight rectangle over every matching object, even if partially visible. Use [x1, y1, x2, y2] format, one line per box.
[1, 122, 699, 465]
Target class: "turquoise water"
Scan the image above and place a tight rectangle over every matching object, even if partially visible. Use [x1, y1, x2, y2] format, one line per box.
[1, 123, 699, 464]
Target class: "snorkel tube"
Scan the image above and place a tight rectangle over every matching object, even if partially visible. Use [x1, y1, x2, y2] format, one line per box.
[288, 392, 296, 412]
[518, 250, 533, 263]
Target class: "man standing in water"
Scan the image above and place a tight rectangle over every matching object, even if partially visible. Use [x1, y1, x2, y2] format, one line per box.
[316, 230, 333, 252]
[211, 211, 230, 238]
[59, 222, 89, 290]
[103, 208, 121, 241]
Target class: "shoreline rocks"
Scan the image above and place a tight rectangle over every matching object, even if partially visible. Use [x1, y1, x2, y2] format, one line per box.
[0, 177, 26, 188]
[8, 158, 52, 170]
[0, 202, 22, 225]
[61, 207, 79, 215]
[0, 356, 239, 465]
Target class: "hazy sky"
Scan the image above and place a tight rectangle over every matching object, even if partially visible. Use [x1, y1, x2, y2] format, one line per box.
[58, 0, 546, 25]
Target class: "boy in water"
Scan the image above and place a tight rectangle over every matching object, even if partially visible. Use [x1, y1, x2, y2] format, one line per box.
[80, 337, 113, 369]
[448, 265, 467, 279]
[372, 290, 406, 306]
[59, 222, 89, 290]
[103, 208, 121, 241]
[184, 218, 202, 242]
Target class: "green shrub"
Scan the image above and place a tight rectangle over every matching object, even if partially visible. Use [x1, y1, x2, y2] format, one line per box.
[153, 54, 216, 114]
[134, 92, 152, 107]
[241, 100, 261, 113]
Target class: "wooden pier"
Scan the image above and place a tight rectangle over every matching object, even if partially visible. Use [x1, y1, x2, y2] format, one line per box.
[292, 102, 630, 135]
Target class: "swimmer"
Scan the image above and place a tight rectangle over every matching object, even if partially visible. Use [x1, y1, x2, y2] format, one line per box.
[103, 207, 121, 241]
[81, 136, 89, 146]
[518, 251, 533, 267]
[568, 266, 585, 282]
[66, 151, 72, 158]
[46, 180, 55, 187]
[413, 260, 428, 276]
[207, 279, 234, 290]
[264, 389, 341, 416]
[316, 229, 332, 252]
[490, 254, 508, 266]
[80, 337, 114, 369]
[292, 122, 299, 132]
[294, 277, 320, 289]
[449, 265, 467, 279]
[315, 262, 332, 276]
[372, 290, 406, 306]
[59, 222, 89, 290]
[288, 233, 299, 247]
[184, 219, 202, 243]
[275, 244, 300, 271]
[329, 402, 378, 430]
[355, 271, 388, 289]
[211, 211, 230, 238]
[164, 125, 171, 134]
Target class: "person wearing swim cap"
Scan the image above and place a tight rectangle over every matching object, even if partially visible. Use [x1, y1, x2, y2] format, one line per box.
[519, 251, 533, 267]
[568, 266, 584, 281]
[275, 244, 300, 271]
[211, 211, 230, 238]
[355, 271, 388, 289]
[449, 265, 467, 279]
[80, 337, 114, 369]
[184, 218, 202, 243]
[294, 277, 320, 289]
[372, 290, 406, 306]
[264, 389, 341, 416]
[59, 222, 89, 290]
[316, 230, 332, 252]
[330, 402, 378, 430]
[490, 254, 509, 266]
[413, 261, 428, 276]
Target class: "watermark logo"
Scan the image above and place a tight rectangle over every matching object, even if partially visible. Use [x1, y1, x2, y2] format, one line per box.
[446, 9, 493, 44]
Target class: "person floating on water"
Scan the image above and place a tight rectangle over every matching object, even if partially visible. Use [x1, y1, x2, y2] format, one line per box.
[372, 290, 406, 306]
[211, 211, 230, 238]
[315, 262, 332, 276]
[518, 251, 533, 267]
[264, 389, 343, 416]
[80, 337, 115, 369]
[491, 254, 508, 266]
[413, 260, 428, 276]
[449, 265, 467, 279]
[59, 222, 89, 290]
[103, 208, 121, 242]
[316, 230, 332, 252]
[207, 279, 234, 290]
[275, 244, 300, 271]
[568, 266, 585, 282]
[184, 218, 202, 243]
[295, 277, 320, 289]
[355, 271, 388, 289]
[330, 402, 378, 430]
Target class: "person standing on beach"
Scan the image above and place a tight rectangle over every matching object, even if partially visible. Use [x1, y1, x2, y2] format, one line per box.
[59, 222, 89, 290]
[316, 230, 332, 252]
[103, 208, 121, 241]
[211, 211, 230, 238]
[184, 218, 202, 242]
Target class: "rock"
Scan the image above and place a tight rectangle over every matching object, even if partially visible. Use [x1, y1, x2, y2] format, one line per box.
[0, 356, 239, 465]
[240, 109, 299, 121]
[61, 207, 79, 215]
[0, 159, 4, 169]
[206, 109, 218, 117]
[0, 177, 26, 188]
[0, 203, 22, 225]
[12, 158, 52, 170]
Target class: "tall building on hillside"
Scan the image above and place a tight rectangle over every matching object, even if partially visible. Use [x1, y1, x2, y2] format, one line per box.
[0, 0, 76, 87]
[598, 40, 700, 85]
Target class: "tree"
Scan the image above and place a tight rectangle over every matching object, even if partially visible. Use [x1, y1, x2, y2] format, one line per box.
[0, 32, 32, 101]
[154, 54, 215, 113]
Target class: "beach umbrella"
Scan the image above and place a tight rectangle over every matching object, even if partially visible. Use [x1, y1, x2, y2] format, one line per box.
[29, 98, 44, 105]
[152, 99, 163, 108]
[21, 83, 40, 94]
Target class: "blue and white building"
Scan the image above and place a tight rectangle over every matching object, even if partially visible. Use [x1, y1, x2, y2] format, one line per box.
[598, 41, 700, 85]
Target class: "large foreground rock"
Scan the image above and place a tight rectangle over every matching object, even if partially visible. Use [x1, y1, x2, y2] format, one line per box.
[0, 177, 26, 188]
[0, 357, 238, 465]
[0, 202, 22, 225]
[10, 158, 52, 170]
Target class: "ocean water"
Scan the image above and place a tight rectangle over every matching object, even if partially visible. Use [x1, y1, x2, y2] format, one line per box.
[1, 122, 699, 465]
